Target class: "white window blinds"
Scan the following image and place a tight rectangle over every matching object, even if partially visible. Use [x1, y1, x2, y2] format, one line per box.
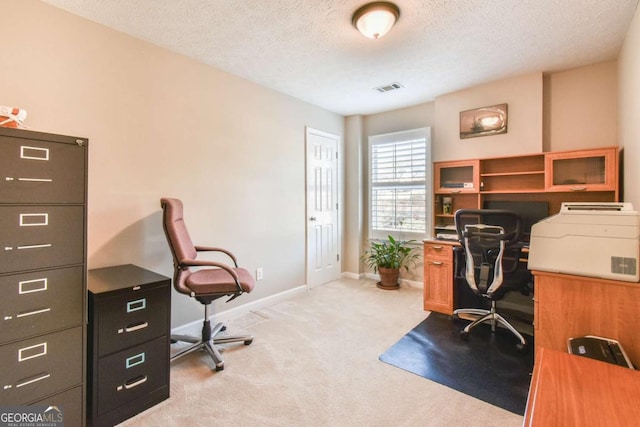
[369, 129, 428, 238]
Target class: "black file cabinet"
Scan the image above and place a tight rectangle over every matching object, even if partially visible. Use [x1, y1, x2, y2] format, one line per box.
[87, 264, 171, 427]
[0, 127, 88, 427]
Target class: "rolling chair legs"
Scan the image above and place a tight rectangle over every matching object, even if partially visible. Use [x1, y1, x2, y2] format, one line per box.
[454, 300, 527, 351]
[170, 304, 254, 371]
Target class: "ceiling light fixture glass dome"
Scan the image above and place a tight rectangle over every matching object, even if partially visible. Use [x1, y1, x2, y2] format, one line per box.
[352, 2, 400, 39]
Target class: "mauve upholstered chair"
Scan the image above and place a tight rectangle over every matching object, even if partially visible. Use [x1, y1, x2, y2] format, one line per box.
[160, 197, 255, 371]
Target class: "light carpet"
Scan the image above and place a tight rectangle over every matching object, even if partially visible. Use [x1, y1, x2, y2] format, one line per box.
[119, 278, 524, 427]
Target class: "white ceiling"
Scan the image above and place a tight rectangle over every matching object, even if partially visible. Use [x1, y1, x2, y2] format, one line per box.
[41, 0, 639, 116]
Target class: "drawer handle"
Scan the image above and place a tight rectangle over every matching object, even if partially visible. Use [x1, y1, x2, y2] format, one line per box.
[16, 307, 51, 318]
[431, 261, 443, 265]
[118, 375, 147, 391]
[127, 298, 146, 313]
[121, 321, 149, 334]
[17, 177, 53, 183]
[431, 245, 444, 250]
[15, 372, 51, 389]
[569, 186, 587, 191]
[17, 243, 52, 250]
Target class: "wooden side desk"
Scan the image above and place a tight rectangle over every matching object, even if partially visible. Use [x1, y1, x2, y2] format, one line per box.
[524, 347, 640, 426]
[532, 270, 640, 365]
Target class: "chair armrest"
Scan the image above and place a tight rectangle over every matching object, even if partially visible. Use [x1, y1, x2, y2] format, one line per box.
[194, 246, 238, 267]
[180, 259, 242, 289]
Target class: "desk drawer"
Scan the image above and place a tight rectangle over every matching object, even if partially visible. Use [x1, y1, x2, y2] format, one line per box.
[0, 135, 86, 204]
[0, 206, 84, 274]
[424, 243, 453, 261]
[0, 267, 83, 344]
[96, 285, 169, 357]
[97, 336, 168, 416]
[0, 326, 83, 405]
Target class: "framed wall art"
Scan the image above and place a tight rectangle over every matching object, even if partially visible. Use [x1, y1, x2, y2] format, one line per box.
[460, 103, 508, 139]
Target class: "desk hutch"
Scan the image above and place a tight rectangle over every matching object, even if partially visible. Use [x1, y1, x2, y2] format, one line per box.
[424, 146, 619, 314]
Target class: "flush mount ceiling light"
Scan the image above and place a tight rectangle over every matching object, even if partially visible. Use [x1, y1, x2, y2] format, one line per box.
[352, 2, 400, 39]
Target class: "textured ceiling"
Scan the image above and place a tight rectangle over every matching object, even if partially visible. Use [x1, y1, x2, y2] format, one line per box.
[41, 0, 639, 116]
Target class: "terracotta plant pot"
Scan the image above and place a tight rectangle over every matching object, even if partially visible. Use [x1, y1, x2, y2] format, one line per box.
[377, 267, 400, 290]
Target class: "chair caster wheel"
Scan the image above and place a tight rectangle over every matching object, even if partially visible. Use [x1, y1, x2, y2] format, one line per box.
[516, 343, 527, 352]
[221, 325, 227, 332]
[460, 331, 469, 341]
[215, 365, 224, 372]
[244, 339, 253, 345]
[170, 339, 177, 344]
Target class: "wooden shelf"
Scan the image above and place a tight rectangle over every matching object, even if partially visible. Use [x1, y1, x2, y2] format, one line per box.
[432, 147, 619, 237]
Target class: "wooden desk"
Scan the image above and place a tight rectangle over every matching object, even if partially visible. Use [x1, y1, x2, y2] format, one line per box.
[524, 347, 640, 426]
[532, 271, 640, 365]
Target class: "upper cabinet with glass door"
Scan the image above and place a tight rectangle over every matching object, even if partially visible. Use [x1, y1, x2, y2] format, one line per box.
[545, 147, 618, 194]
[434, 159, 480, 193]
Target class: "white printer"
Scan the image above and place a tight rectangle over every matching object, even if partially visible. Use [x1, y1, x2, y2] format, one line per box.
[527, 202, 640, 282]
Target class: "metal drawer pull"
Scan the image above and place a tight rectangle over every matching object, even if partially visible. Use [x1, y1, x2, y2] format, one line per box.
[19, 278, 48, 294]
[431, 261, 443, 265]
[127, 298, 146, 313]
[19, 213, 48, 227]
[126, 352, 146, 369]
[17, 244, 52, 250]
[118, 375, 147, 391]
[18, 342, 47, 362]
[16, 373, 51, 388]
[120, 321, 149, 334]
[17, 177, 53, 183]
[16, 307, 51, 318]
[20, 146, 49, 161]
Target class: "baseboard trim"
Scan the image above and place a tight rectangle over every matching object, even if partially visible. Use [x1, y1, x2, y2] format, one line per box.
[364, 272, 423, 289]
[341, 271, 364, 280]
[171, 285, 308, 335]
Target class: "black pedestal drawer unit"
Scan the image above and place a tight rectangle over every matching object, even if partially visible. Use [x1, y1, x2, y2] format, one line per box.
[87, 264, 171, 427]
[0, 127, 88, 426]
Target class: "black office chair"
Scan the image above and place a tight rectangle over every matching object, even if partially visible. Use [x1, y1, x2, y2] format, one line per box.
[161, 198, 255, 371]
[453, 209, 530, 350]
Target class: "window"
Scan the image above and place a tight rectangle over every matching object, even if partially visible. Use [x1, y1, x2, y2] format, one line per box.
[369, 128, 431, 240]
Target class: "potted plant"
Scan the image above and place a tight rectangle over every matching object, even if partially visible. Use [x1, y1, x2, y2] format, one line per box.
[362, 235, 420, 290]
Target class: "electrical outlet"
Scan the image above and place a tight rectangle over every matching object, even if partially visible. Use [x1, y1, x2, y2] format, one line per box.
[256, 267, 263, 281]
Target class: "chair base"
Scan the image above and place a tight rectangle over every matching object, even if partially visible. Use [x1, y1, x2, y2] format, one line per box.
[454, 301, 527, 350]
[170, 314, 253, 371]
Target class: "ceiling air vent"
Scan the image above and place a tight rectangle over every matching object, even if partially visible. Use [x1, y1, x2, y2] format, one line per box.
[374, 82, 404, 93]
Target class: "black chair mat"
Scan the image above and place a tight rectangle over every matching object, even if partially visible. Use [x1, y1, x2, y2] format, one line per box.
[379, 312, 534, 415]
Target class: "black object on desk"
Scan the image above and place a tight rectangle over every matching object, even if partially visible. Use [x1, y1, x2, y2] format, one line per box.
[87, 264, 171, 427]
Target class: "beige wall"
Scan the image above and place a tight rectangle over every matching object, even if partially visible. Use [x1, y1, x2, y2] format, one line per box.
[351, 64, 620, 280]
[1, 1, 343, 328]
[434, 72, 543, 162]
[544, 61, 618, 152]
[343, 115, 364, 275]
[619, 5, 640, 208]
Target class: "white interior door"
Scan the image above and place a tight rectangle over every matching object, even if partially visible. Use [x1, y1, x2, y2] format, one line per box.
[306, 128, 340, 288]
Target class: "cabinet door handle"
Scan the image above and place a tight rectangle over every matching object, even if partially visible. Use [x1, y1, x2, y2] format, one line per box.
[431, 261, 443, 265]
[122, 321, 149, 333]
[569, 186, 587, 191]
[118, 375, 147, 391]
